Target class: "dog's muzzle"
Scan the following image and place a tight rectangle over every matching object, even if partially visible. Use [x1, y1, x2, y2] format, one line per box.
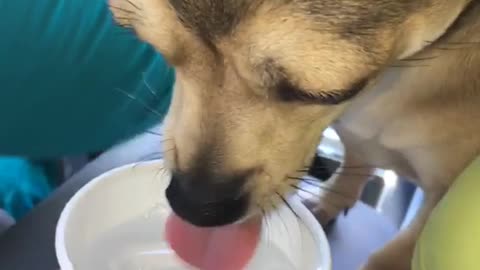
[165, 172, 251, 227]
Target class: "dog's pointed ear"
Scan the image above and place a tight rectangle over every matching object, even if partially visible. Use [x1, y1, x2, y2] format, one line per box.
[110, 0, 187, 63]
[394, 0, 472, 59]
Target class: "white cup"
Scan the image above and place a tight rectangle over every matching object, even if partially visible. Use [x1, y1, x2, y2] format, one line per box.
[55, 160, 331, 270]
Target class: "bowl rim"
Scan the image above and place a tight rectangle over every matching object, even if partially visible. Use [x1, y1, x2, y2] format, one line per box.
[55, 160, 331, 270]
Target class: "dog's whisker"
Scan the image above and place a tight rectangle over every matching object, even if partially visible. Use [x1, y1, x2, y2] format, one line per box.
[389, 63, 430, 68]
[144, 130, 164, 136]
[132, 162, 142, 171]
[305, 161, 390, 170]
[112, 16, 137, 23]
[131, 154, 164, 170]
[116, 22, 133, 29]
[113, 87, 163, 117]
[400, 55, 439, 62]
[263, 201, 274, 247]
[163, 147, 176, 154]
[299, 164, 375, 172]
[109, 5, 136, 14]
[111, 23, 137, 34]
[274, 191, 306, 251]
[328, 171, 377, 177]
[288, 176, 358, 202]
[299, 169, 376, 178]
[274, 199, 292, 248]
[422, 39, 480, 47]
[292, 181, 355, 203]
[111, 12, 145, 28]
[433, 46, 467, 51]
[125, 0, 142, 10]
[295, 192, 342, 217]
[275, 191, 299, 219]
[297, 167, 374, 179]
[160, 138, 173, 144]
[137, 152, 164, 163]
[154, 166, 169, 179]
[142, 72, 160, 98]
[443, 40, 480, 46]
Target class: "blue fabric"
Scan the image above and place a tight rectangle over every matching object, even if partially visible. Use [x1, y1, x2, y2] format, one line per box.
[0, 0, 175, 217]
[0, 158, 52, 220]
[0, 0, 174, 158]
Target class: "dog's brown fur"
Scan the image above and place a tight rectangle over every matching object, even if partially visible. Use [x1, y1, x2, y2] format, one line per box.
[111, 0, 480, 268]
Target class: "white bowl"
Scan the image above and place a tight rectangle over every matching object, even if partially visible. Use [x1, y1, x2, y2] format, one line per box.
[55, 160, 331, 270]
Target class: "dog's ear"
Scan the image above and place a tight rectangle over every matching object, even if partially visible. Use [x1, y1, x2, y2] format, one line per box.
[296, 0, 472, 59]
[387, 0, 473, 58]
[109, 0, 191, 64]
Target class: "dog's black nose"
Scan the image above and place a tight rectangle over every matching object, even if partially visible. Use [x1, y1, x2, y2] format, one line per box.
[165, 170, 251, 227]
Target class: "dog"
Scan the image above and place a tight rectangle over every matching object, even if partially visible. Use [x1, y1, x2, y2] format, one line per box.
[110, 0, 480, 269]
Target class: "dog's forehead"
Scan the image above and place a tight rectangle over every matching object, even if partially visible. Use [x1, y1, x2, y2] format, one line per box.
[167, 0, 418, 41]
[167, 0, 260, 40]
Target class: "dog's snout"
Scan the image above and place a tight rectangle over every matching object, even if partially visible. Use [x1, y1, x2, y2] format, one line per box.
[165, 170, 253, 227]
[170, 170, 249, 202]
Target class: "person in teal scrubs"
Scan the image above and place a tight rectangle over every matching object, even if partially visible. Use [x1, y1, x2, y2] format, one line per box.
[0, 0, 174, 223]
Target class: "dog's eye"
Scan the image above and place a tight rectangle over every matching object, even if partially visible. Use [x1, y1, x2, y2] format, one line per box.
[276, 79, 368, 105]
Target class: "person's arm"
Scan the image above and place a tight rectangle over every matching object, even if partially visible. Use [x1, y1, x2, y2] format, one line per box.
[0, 0, 174, 158]
[413, 156, 480, 270]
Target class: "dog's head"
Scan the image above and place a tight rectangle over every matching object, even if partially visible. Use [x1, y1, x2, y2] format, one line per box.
[110, 0, 470, 227]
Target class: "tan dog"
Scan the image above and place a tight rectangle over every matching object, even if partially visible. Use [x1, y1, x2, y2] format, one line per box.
[110, 0, 480, 269]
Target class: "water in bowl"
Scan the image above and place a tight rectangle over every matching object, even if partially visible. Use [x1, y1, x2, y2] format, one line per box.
[78, 213, 298, 270]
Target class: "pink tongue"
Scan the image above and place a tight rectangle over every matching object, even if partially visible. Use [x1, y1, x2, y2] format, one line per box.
[166, 213, 261, 270]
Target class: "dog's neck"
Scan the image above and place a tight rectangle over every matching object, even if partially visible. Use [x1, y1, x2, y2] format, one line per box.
[398, 0, 473, 59]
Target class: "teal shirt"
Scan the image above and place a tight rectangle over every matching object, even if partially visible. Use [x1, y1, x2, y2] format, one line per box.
[0, 0, 174, 158]
[0, 0, 174, 219]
